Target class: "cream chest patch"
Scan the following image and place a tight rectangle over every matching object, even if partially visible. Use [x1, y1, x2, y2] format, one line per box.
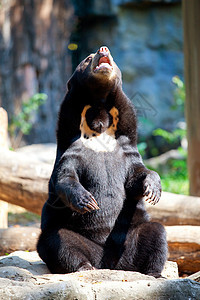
[80, 105, 119, 152]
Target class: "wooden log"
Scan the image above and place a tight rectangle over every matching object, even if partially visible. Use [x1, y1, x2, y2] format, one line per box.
[0, 107, 8, 228]
[0, 202, 8, 229]
[146, 192, 200, 226]
[166, 226, 200, 275]
[0, 107, 8, 149]
[188, 271, 200, 283]
[0, 147, 200, 225]
[0, 224, 199, 275]
[0, 227, 41, 255]
[0, 149, 52, 215]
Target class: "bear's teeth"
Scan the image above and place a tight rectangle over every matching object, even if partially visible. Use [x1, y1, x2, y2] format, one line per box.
[94, 63, 113, 72]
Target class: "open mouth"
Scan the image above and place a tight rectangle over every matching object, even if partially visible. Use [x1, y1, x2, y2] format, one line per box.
[94, 56, 113, 72]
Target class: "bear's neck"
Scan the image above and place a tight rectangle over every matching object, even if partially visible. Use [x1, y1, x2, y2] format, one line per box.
[83, 81, 121, 106]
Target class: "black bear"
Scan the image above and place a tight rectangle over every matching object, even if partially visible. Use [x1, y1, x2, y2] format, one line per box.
[37, 46, 168, 277]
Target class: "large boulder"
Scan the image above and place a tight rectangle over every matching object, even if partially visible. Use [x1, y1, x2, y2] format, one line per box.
[0, 251, 200, 300]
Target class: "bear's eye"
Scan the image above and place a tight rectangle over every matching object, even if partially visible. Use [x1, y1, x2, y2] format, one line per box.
[85, 56, 92, 63]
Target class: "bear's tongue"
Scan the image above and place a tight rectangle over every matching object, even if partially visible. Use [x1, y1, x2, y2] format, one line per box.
[94, 56, 112, 72]
[98, 57, 110, 65]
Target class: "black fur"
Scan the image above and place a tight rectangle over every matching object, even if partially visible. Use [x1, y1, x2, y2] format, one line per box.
[37, 47, 168, 277]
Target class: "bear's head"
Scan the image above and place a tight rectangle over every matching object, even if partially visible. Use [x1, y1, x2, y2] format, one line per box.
[67, 46, 122, 95]
[57, 46, 137, 151]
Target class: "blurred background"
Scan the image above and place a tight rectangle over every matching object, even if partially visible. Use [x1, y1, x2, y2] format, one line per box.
[0, 0, 189, 195]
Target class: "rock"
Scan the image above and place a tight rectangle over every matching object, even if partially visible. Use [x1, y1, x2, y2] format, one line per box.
[162, 260, 178, 280]
[0, 251, 50, 275]
[0, 251, 199, 300]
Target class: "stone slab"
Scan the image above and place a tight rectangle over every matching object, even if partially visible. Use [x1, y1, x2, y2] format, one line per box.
[0, 251, 199, 300]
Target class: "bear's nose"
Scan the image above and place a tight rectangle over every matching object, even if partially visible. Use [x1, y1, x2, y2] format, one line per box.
[98, 46, 110, 56]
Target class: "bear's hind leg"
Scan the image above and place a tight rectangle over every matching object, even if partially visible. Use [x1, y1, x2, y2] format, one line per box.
[37, 228, 103, 274]
[116, 222, 168, 277]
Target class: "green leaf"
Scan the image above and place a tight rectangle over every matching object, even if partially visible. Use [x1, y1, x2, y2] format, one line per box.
[8, 93, 48, 148]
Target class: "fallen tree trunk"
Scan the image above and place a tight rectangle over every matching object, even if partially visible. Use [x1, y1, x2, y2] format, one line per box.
[0, 148, 200, 226]
[0, 108, 9, 228]
[0, 150, 52, 215]
[166, 226, 200, 275]
[0, 225, 199, 275]
[0, 227, 40, 255]
[147, 192, 200, 226]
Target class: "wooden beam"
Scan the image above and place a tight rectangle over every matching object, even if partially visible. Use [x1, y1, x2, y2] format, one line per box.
[0, 149, 51, 215]
[0, 227, 40, 255]
[0, 108, 8, 228]
[0, 149, 200, 225]
[166, 226, 200, 275]
[146, 192, 200, 226]
[1, 225, 199, 275]
[182, 0, 200, 196]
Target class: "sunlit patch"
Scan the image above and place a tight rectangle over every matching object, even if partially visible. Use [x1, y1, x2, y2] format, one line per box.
[68, 43, 78, 51]
[80, 105, 119, 152]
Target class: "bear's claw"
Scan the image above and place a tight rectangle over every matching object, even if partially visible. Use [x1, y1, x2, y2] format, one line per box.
[144, 186, 160, 205]
[143, 172, 161, 206]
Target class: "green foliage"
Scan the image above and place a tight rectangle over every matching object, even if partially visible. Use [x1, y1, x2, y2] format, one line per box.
[171, 76, 185, 111]
[9, 93, 47, 148]
[146, 153, 189, 195]
[153, 76, 186, 144]
[9, 93, 47, 136]
[160, 158, 189, 195]
[151, 76, 188, 195]
[153, 128, 186, 144]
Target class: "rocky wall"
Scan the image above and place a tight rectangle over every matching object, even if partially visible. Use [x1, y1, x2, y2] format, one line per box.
[72, 0, 183, 138]
[0, 0, 183, 144]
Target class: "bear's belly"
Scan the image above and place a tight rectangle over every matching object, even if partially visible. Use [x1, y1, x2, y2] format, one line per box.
[68, 182, 126, 245]
[70, 197, 125, 245]
[62, 140, 129, 244]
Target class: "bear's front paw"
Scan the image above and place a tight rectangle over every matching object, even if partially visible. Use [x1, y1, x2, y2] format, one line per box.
[143, 172, 161, 205]
[71, 188, 100, 214]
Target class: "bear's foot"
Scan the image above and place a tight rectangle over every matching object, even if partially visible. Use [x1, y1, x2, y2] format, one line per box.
[77, 262, 97, 272]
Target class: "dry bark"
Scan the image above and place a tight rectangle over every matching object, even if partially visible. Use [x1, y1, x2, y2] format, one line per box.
[166, 226, 200, 275]
[0, 149, 51, 215]
[1, 149, 200, 226]
[0, 227, 40, 255]
[147, 192, 200, 226]
[0, 108, 8, 228]
[0, 0, 73, 145]
[0, 224, 199, 275]
[183, 0, 200, 196]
